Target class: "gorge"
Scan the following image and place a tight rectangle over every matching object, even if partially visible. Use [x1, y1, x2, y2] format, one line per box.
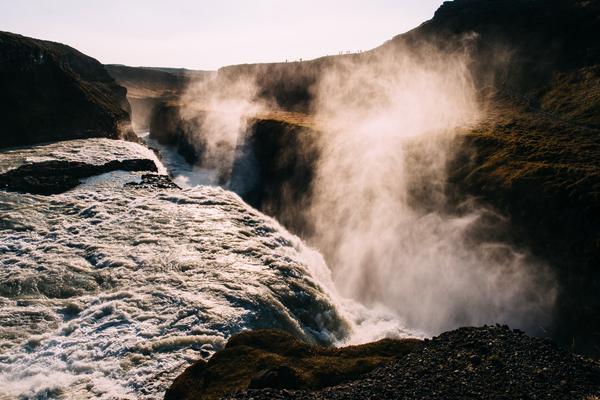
[1, 0, 600, 399]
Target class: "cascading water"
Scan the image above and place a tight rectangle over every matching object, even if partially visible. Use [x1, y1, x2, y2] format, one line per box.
[0, 44, 558, 400]
[0, 139, 359, 399]
[307, 46, 557, 337]
[170, 43, 556, 343]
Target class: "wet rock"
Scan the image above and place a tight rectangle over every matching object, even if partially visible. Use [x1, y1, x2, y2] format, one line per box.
[0, 158, 157, 195]
[125, 173, 179, 190]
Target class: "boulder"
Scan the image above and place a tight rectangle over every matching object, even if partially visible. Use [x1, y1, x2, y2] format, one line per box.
[0, 158, 158, 195]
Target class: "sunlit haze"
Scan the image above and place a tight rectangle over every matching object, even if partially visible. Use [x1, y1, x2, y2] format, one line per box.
[0, 0, 444, 70]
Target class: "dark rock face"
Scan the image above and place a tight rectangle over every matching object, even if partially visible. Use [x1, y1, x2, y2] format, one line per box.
[148, 102, 202, 164]
[149, 103, 319, 235]
[125, 173, 180, 190]
[230, 119, 319, 236]
[0, 159, 157, 195]
[164, 329, 420, 400]
[218, 60, 330, 113]
[223, 326, 600, 400]
[0, 31, 136, 149]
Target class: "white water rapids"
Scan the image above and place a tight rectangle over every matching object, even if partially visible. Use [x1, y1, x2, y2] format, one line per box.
[0, 138, 409, 399]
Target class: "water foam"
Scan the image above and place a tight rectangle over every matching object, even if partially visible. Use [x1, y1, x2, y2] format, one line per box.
[0, 139, 355, 399]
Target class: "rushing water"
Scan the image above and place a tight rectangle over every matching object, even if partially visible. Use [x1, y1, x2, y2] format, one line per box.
[0, 138, 409, 399]
[0, 139, 337, 398]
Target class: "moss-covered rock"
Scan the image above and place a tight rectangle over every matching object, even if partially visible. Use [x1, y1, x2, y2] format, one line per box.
[224, 326, 600, 400]
[164, 329, 420, 400]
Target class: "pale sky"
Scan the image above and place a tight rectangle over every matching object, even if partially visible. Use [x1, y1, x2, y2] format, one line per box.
[0, 0, 445, 70]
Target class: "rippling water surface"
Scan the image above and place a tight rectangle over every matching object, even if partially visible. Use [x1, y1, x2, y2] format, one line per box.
[0, 139, 405, 399]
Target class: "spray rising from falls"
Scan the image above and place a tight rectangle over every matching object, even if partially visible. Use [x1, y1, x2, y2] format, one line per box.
[308, 45, 557, 337]
[175, 75, 266, 186]
[158, 42, 556, 342]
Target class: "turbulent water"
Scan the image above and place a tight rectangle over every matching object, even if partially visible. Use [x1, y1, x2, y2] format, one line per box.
[1, 124, 552, 399]
[0, 138, 405, 399]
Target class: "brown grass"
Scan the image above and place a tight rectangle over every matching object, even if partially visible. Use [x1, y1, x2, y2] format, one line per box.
[165, 329, 421, 400]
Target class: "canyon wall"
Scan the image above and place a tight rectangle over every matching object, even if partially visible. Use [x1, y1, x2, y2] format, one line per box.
[0, 31, 136, 148]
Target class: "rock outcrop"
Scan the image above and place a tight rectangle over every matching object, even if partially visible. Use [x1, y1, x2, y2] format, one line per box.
[220, 326, 600, 400]
[0, 31, 136, 149]
[0, 158, 158, 195]
[164, 329, 420, 400]
[148, 101, 200, 163]
[230, 118, 319, 236]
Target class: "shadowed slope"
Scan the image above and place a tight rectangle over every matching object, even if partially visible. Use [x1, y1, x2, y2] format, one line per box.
[164, 329, 420, 400]
[0, 31, 136, 148]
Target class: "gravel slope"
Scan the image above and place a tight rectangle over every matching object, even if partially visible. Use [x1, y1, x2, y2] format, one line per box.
[224, 326, 600, 400]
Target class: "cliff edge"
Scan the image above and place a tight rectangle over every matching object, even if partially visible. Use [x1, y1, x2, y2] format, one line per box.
[0, 31, 135, 148]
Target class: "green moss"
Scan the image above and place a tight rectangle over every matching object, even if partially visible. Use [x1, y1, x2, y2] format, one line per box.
[539, 66, 600, 128]
[165, 329, 421, 400]
[449, 91, 600, 355]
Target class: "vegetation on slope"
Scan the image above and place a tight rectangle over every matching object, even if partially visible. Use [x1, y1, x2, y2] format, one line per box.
[223, 326, 600, 400]
[450, 95, 600, 355]
[164, 329, 420, 400]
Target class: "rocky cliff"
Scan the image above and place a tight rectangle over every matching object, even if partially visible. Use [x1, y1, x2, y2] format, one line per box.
[105, 64, 213, 131]
[222, 0, 600, 356]
[0, 31, 136, 148]
[420, 0, 600, 355]
[148, 103, 319, 235]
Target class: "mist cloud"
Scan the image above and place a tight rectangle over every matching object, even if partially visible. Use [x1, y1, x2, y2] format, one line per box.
[307, 42, 556, 337]
[179, 74, 266, 184]
[178, 40, 557, 340]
